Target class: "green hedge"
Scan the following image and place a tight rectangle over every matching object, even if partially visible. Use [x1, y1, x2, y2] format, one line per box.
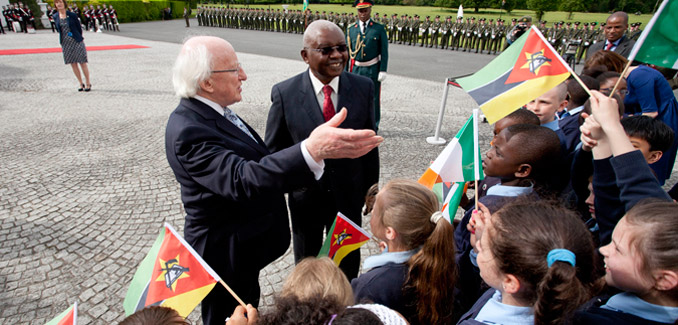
[47, 0, 191, 22]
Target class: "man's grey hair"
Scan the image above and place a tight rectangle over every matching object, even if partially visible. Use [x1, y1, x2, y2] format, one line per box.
[172, 40, 213, 98]
[303, 20, 345, 48]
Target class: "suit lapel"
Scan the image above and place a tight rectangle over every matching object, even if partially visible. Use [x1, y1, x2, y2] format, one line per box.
[183, 98, 269, 155]
[299, 71, 326, 127]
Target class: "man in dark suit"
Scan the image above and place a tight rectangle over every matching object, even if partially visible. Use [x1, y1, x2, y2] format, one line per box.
[265, 20, 379, 280]
[585, 11, 635, 61]
[165, 36, 382, 325]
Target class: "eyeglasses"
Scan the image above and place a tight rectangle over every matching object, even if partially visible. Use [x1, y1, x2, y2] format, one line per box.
[305, 45, 348, 55]
[211, 63, 242, 74]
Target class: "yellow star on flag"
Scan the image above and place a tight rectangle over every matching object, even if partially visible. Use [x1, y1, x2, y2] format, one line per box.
[520, 49, 552, 75]
[156, 255, 190, 292]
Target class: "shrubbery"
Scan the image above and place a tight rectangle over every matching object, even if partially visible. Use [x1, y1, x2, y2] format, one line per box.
[45, 0, 190, 23]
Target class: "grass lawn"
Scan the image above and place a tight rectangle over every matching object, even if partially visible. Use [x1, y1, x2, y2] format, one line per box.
[223, 4, 652, 26]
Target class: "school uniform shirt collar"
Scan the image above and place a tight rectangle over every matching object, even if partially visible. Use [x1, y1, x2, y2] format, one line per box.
[602, 292, 678, 324]
[542, 119, 560, 131]
[486, 184, 533, 197]
[475, 290, 534, 325]
[362, 247, 419, 271]
[567, 105, 585, 116]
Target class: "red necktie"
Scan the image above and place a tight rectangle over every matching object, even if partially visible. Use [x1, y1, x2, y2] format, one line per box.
[322, 85, 335, 122]
[605, 42, 613, 51]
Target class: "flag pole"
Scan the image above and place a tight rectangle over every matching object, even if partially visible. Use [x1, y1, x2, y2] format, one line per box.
[609, 60, 632, 98]
[219, 280, 247, 308]
[472, 109, 480, 212]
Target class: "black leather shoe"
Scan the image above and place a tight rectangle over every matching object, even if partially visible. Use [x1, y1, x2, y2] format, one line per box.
[78, 84, 84, 91]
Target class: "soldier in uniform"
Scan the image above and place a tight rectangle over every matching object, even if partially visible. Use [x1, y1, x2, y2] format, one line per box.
[629, 22, 642, 41]
[462, 17, 475, 52]
[477, 18, 489, 53]
[430, 15, 441, 48]
[505, 16, 531, 50]
[451, 16, 463, 50]
[440, 16, 452, 49]
[397, 14, 408, 44]
[410, 15, 420, 46]
[347, 0, 389, 129]
[420, 16, 431, 47]
[388, 13, 397, 43]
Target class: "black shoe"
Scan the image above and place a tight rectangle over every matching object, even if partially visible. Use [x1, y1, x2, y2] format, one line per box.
[78, 84, 85, 91]
[84, 84, 91, 92]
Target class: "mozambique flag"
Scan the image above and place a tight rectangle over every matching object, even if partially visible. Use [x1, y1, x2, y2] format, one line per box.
[441, 182, 468, 223]
[627, 0, 678, 69]
[457, 26, 571, 124]
[419, 111, 483, 203]
[123, 223, 221, 318]
[45, 302, 76, 325]
[318, 213, 371, 266]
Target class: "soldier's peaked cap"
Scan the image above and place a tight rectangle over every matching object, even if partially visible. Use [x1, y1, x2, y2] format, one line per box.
[353, 0, 373, 8]
[519, 16, 532, 23]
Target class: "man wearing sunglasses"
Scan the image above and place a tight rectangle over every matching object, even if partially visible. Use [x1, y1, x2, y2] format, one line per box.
[265, 20, 379, 280]
[165, 35, 382, 325]
[347, 0, 389, 130]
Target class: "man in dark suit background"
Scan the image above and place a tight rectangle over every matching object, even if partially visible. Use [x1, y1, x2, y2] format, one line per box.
[585, 11, 635, 61]
[165, 36, 382, 325]
[265, 20, 379, 280]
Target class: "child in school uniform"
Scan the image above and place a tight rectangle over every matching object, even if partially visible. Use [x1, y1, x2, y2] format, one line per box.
[351, 179, 457, 324]
[456, 200, 602, 324]
[454, 124, 562, 313]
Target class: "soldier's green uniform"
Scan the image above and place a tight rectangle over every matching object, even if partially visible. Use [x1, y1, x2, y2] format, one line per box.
[463, 17, 476, 52]
[451, 17, 463, 50]
[430, 16, 441, 48]
[347, 0, 389, 128]
[440, 17, 452, 49]
[397, 15, 408, 44]
[477, 18, 489, 53]
[388, 14, 398, 43]
[410, 15, 420, 46]
[420, 16, 431, 47]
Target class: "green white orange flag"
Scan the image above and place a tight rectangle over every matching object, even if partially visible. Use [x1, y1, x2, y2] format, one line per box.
[123, 223, 220, 318]
[318, 213, 371, 266]
[456, 26, 571, 124]
[303, 0, 308, 11]
[441, 182, 468, 223]
[627, 0, 678, 69]
[419, 110, 484, 202]
[45, 302, 76, 325]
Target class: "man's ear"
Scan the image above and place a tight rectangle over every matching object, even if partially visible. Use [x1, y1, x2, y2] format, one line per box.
[514, 164, 532, 178]
[647, 150, 663, 165]
[301, 49, 309, 64]
[199, 77, 214, 94]
[653, 269, 678, 291]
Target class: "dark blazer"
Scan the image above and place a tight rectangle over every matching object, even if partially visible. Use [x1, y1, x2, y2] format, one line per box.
[53, 11, 83, 44]
[264, 70, 379, 275]
[585, 35, 635, 61]
[165, 98, 316, 323]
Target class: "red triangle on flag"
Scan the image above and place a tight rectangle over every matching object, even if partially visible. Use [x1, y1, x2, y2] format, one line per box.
[505, 29, 569, 84]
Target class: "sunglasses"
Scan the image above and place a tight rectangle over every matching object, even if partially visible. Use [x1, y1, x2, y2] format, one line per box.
[306, 44, 348, 55]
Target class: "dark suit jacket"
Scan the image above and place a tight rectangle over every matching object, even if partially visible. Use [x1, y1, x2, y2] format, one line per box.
[165, 97, 316, 282]
[585, 35, 635, 61]
[264, 71, 379, 222]
[53, 11, 83, 44]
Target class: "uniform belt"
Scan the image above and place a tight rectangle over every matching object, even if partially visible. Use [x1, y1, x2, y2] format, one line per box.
[354, 55, 381, 67]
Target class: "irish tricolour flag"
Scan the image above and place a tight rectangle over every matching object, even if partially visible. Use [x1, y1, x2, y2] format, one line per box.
[318, 213, 371, 266]
[419, 111, 484, 203]
[123, 223, 220, 318]
[457, 26, 571, 124]
[627, 0, 678, 69]
[45, 302, 76, 325]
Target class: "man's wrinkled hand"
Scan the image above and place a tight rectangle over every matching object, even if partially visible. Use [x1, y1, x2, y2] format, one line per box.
[306, 108, 384, 162]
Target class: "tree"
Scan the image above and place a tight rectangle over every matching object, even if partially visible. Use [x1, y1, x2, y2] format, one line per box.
[559, 0, 586, 19]
[526, 0, 554, 21]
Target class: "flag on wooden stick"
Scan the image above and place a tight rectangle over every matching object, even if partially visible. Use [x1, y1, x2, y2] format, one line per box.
[626, 0, 678, 69]
[456, 26, 571, 124]
[45, 302, 76, 325]
[123, 223, 221, 318]
[318, 213, 371, 266]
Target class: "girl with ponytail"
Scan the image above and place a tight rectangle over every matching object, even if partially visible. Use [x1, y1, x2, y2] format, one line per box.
[457, 199, 602, 325]
[351, 179, 457, 324]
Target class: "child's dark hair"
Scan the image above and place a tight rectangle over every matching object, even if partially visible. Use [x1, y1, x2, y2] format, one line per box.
[257, 293, 344, 325]
[567, 75, 599, 107]
[594, 71, 622, 85]
[374, 179, 457, 324]
[332, 307, 383, 325]
[624, 199, 678, 275]
[504, 109, 540, 126]
[489, 199, 603, 325]
[503, 124, 561, 191]
[621, 115, 675, 153]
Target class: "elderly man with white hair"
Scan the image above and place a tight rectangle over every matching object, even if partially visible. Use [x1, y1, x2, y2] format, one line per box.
[265, 20, 378, 280]
[165, 36, 383, 325]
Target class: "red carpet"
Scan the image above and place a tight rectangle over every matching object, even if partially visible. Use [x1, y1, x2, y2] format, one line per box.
[0, 44, 149, 55]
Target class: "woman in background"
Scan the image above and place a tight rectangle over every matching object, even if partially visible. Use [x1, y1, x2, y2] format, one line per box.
[53, 0, 91, 92]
